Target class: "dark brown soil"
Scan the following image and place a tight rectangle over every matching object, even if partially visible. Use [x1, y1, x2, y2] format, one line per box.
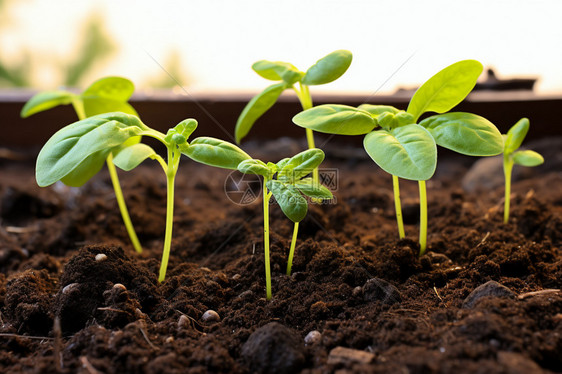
[0, 140, 561, 373]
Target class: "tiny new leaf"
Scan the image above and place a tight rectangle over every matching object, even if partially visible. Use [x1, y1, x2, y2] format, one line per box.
[277, 148, 325, 181]
[505, 118, 530, 154]
[266, 180, 308, 223]
[293, 104, 376, 135]
[21, 91, 75, 118]
[512, 150, 544, 167]
[184, 137, 251, 170]
[301, 50, 353, 86]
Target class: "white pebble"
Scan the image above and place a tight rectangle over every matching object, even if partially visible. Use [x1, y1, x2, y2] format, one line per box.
[178, 315, 190, 328]
[304, 330, 322, 345]
[95, 253, 107, 262]
[201, 310, 220, 322]
[62, 283, 79, 294]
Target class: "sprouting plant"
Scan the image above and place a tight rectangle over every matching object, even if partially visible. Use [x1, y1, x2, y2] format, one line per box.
[35, 112, 250, 282]
[237, 148, 332, 300]
[293, 60, 504, 255]
[235, 50, 352, 183]
[502, 118, 544, 223]
[21, 77, 144, 253]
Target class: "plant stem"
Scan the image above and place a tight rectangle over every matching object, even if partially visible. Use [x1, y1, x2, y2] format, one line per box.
[106, 153, 142, 253]
[295, 84, 319, 185]
[158, 148, 178, 283]
[418, 180, 428, 255]
[392, 175, 405, 239]
[286, 221, 300, 276]
[503, 154, 514, 224]
[263, 178, 272, 300]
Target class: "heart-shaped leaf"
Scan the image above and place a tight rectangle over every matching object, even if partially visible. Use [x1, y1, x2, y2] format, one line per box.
[278, 148, 325, 182]
[294, 178, 333, 199]
[363, 125, 437, 180]
[267, 180, 308, 223]
[513, 150, 544, 167]
[252, 60, 303, 85]
[293, 104, 376, 135]
[420, 112, 504, 156]
[184, 137, 251, 170]
[235, 82, 287, 143]
[505, 118, 530, 154]
[407, 60, 483, 122]
[36, 113, 145, 187]
[20, 91, 75, 118]
[301, 50, 352, 86]
[112, 143, 156, 171]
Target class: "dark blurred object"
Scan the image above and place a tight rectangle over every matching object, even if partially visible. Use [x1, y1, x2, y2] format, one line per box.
[474, 68, 537, 91]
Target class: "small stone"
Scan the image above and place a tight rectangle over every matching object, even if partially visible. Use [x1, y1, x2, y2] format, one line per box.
[113, 283, 126, 291]
[165, 336, 174, 344]
[241, 322, 305, 374]
[201, 310, 220, 322]
[462, 280, 516, 309]
[352, 286, 362, 297]
[178, 315, 190, 329]
[62, 283, 79, 294]
[231, 274, 241, 281]
[135, 308, 146, 319]
[363, 278, 401, 305]
[200, 267, 212, 273]
[304, 330, 322, 345]
[95, 253, 107, 262]
[238, 290, 253, 299]
[327, 346, 374, 365]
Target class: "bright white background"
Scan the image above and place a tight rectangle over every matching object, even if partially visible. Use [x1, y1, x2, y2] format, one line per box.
[3, 0, 561, 94]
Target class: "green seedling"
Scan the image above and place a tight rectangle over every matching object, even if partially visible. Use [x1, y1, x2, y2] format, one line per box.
[237, 148, 332, 300]
[235, 50, 352, 183]
[35, 112, 250, 282]
[294, 60, 504, 254]
[502, 118, 544, 223]
[21, 77, 144, 253]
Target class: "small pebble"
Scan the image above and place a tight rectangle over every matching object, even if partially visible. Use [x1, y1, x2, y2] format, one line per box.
[304, 330, 322, 345]
[165, 336, 174, 344]
[95, 253, 107, 262]
[232, 274, 241, 281]
[113, 283, 126, 291]
[352, 286, 362, 297]
[462, 280, 515, 309]
[62, 283, 79, 294]
[178, 315, 190, 329]
[202, 310, 220, 322]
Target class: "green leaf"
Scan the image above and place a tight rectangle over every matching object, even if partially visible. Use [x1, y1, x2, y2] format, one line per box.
[184, 137, 251, 170]
[252, 60, 303, 85]
[407, 60, 483, 122]
[278, 148, 325, 181]
[363, 125, 437, 181]
[20, 91, 75, 118]
[292, 104, 376, 135]
[60, 150, 108, 187]
[237, 159, 271, 177]
[112, 143, 156, 171]
[419, 112, 504, 156]
[357, 104, 400, 118]
[82, 76, 135, 102]
[36, 113, 146, 187]
[83, 98, 138, 117]
[505, 118, 530, 154]
[294, 178, 333, 199]
[513, 150, 544, 167]
[266, 180, 308, 222]
[235, 82, 287, 143]
[301, 49, 352, 86]
[165, 119, 198, 145]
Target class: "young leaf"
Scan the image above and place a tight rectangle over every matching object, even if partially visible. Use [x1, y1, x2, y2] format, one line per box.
[278, 148, 325, 181]
[266, 180, 308, 222]
[294, 178, 333, 199]
[419, 112, 504, 156]
[357, 104, 400, 119]
[513, 150, 544, 167]
[165, 119, 198, 144]
[20, 91, 75, 118]
[184, 137, 251, 170]
[59, 150, 109, 187]
[301, 50, 353, 86]
[292, 104, 376, 135]
[82, 76, 135, 102]
[112, 143, 156, 171]
[407, 60, 483, 122]
[36, 113, 145, 187]
[237, 159, 271, 177]
[505, 118, 530, 154]
[363, 125, 437, 181]
[235, 82, 287, 143]
[252, 60, 302, 84]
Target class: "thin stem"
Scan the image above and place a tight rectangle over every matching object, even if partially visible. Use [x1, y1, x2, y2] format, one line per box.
[503, 154, 514, 224]
[158, 147, 178, 283]
[392, 175, 405, 239]
[418, 180, 428, 256]
[263, 178, 272, 300]
[106, 154, 142, 253]
[286, 221, 300, 276]
[295, 84, 319, 184]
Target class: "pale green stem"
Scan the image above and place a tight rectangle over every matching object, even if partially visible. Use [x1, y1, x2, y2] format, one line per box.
[106, 154, 142, 253]
[503, 154, 514, 224]
[158, 147, 178, 283]
[295, 84, 319, 184]
[263, 178, 272, 300]
[286, 221, 300, 276]
[418, 180, 428, 255]
[392, 175, 405, 239]
[72, 98, 143, 253]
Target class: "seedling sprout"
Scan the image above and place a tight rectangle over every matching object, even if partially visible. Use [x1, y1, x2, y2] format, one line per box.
[502, 118, 544, 223]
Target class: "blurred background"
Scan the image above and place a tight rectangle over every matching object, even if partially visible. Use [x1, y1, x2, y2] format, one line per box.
[1, 0, 561, 94]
